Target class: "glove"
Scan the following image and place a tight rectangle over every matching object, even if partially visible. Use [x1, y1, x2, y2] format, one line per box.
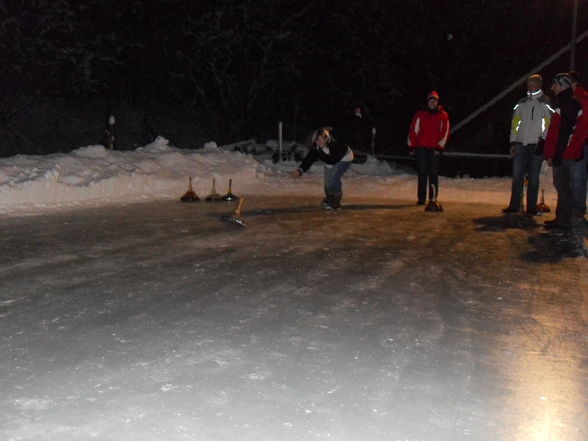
[534, 139, 545, 156]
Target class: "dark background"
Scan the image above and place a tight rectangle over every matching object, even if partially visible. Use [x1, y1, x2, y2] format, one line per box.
[1, 0, 587, 174]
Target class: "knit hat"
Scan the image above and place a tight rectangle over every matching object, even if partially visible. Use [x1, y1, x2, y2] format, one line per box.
[427, 91, 440, 102]
[552, 73, 572, 89]
[527, 74, 542, 86]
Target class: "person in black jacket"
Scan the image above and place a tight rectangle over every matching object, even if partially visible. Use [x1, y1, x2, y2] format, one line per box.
[336, 103, 373, 154]
[291, 127, 354, 210]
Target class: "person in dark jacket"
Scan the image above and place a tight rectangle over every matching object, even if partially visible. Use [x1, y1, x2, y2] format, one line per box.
[335, 103, 373, 154]
[291, 127, 354, 210]
[407, 91, 450, 211]
[543, 73, 585, 232]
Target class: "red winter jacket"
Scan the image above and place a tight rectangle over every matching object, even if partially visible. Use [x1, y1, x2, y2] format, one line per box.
[407, 107, 450, 150]
[574, 85, 588, 147]
[544, 88, 586, 160]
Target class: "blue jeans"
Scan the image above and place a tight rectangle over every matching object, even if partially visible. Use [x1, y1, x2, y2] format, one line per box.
[508, 143, 543, 212]
[324, 161, 351, 194]
[571, 144, 588, 216]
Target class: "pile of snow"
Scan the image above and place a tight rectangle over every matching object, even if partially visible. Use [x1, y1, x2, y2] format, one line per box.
[0, 136, 557, 215]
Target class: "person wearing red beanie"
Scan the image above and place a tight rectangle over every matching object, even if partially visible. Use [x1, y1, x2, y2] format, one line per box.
[407, 90, 450, 211]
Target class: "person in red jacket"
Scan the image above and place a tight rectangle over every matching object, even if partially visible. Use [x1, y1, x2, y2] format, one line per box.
[543, 73, 586, 232]
[570, 71, 588, 224]
[407, 91, 450, 211]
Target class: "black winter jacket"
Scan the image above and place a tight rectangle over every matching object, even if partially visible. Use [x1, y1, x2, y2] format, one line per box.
[298, 139, 351, 174]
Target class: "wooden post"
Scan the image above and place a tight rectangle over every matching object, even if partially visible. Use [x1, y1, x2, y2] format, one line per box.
[105, 115, 116, 149]
[278, 121, 283, 161]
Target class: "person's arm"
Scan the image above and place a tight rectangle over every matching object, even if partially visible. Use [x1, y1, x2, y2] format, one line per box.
[566, 104, 588, 158]
[294, 147, 319, 176]
[510, 103, 521, 144]
[436, 112, 450, 150]
[407, 112, 420, 148]
[544, 110, 561, 163]
[538, 97, 553, 140]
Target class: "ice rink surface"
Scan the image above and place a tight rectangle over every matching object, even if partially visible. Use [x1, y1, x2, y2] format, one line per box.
[1, 196, 587, 441]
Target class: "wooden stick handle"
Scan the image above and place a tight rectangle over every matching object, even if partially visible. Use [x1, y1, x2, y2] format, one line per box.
[234, 198, 244, 216]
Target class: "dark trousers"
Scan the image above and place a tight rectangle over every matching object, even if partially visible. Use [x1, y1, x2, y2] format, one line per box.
[507, 143, 543, 212]
[553, 159, 574, 227]
[415, 148, 440, 202]
[571, 144, 588, 215]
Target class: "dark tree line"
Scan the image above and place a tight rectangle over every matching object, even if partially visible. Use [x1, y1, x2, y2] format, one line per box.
[0, 0, 586, 153]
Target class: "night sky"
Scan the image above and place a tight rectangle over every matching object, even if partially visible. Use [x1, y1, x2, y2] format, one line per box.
[1, 0, 587, 154]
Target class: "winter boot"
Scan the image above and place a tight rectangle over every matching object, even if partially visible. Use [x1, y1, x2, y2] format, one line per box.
[327, 192, 342, 210]
[425, 183, 442, 212]
[320, 188, 330, 208]
[321, 194, 334, 210]
[425, 200, 444, 212]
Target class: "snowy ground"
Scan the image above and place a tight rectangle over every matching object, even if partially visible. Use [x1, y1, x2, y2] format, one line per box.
[0, 139, 587, 441]
[0, 136, 559, 215]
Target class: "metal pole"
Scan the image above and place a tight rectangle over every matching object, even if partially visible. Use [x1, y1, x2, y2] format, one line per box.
[452, 27, 588, 134]
[571, 0, 578, 70]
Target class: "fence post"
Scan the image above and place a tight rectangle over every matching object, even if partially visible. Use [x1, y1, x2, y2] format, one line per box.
[278, 121, 283, 161]
[106, 115, 116, 149]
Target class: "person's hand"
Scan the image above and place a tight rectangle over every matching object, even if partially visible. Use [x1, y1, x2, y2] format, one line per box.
[509, 142, 518, 156]
[291, 169, 302, 178]
[547, 158, 553, 167]
[408, 149, 415, 156]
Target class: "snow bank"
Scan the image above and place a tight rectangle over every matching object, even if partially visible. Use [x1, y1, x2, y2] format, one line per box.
[0, 136, 557, 215]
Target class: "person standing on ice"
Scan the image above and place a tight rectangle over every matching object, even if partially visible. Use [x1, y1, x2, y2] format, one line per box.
[407, 90, 450, 211]
[569, 71, 588, 226]
[291, 127, 354, 210]
[502, 74, 553, 216]
[543, 72, 585, 233]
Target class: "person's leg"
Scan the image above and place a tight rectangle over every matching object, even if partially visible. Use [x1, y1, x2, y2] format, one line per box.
[552, 160, 573, 228]
[526, 147, 543, 214]
[326, 161, 352, 209]
[428, 150, 441, 201]
[323, 166, 334, 207]
[415, 149, 429, 204]
[507, 144, 525, 211]
[571, 145, 588, 217]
